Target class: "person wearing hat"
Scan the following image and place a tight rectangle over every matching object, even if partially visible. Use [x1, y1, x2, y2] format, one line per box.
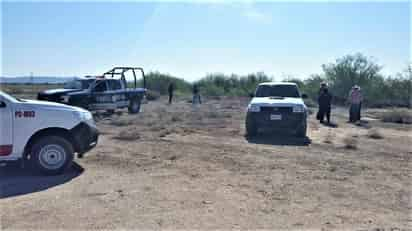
[317, 84, 333, 124]
[348, 85, 363, 122]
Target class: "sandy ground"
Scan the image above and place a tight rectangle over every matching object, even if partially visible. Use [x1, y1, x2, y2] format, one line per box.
[1, 97, 411, 230]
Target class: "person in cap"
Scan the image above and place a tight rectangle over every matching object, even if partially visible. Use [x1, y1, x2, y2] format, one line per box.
[348, 85, 363, 122]
[317, 85, 333, 124]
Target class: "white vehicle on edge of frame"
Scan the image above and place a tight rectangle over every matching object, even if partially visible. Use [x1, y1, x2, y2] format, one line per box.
[0, 90, 98, 175]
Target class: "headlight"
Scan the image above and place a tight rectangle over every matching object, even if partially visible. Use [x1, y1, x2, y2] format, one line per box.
[293, 105, 304, 113]
[82, 111, 93, 121]
[74, 110, 93, 121]
[248, 104, 260, 112]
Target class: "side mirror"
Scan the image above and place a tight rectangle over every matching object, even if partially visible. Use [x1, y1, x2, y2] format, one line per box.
[0, 101, 6, 108]
[301, 94, 308, 99]
[249, 93, 255, 98]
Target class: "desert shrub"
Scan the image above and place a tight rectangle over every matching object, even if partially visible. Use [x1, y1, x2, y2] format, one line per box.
[367, 128, 384, 139]
[159, 129, 172, 137]
[206, 111, 220, 118]
[171, 114, 183, 122]
[146, 90, 160, 101]
[343, 135, 358, 149]
[114, 130, 141, 141]
[304, 98, 317, 108]
[138, 72, 191, 95]
[323, 130, 335, 144]
[196, 72, 272, 96]
[110, 117, 134, 126]
[380, 109, 412, 124]
[7, 86, 24, 95]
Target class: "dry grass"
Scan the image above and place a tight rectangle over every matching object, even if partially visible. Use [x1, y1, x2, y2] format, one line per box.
[113, 129, 141, 141]
[110, 117, 134, 127]
[380, 109, 412, 124]
[343, 135, 358, 149]
[171, 114, 183, 122]
[159, 129, 172, 137]
[145, 90, 160, 101]
[1, 84, 62, 99]
[323, 129, 334, 144]
[367, 128, 384, 139]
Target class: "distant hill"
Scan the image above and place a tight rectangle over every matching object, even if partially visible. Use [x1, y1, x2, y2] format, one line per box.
[0, 76, 77, 84]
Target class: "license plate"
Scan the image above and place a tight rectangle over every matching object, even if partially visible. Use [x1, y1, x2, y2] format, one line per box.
[270, 114, 282, 120]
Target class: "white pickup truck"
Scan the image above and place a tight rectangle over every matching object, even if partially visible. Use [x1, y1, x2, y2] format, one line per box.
[246, 82, 308, 137]
[0, 90, 98, 175]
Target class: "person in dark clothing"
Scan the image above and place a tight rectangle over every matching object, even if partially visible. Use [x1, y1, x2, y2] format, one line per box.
[192, 84, 201, 105]
[168, 82, 174, 104]
[316, 82, 328, 120]
[317, 88, 332, 124]
[318, 82, 328, 95]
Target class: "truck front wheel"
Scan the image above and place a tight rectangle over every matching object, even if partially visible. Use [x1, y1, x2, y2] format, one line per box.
[296, 123, 307, 138]
[31, 136, 74, 175]
[246, 115, 258, 137]
[128, 98, 141, 114]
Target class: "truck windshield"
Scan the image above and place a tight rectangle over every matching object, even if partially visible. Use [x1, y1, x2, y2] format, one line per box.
[255, 85, 300, 98]
[64, 80, 93, 90]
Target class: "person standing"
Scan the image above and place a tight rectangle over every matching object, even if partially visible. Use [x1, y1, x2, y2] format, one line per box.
[348, 85, 363, 122]
[168, 82, 175, 104]
[192, 84, 202, 105]
[318, 87, 333, 124]
[316, 82, 328, 120]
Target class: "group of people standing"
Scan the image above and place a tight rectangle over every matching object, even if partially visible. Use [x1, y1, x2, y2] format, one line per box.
[168, 83, 202, 105]
[317, 83, 363, 124]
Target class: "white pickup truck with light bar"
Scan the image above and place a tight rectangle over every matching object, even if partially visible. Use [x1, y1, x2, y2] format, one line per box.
[0, 90, 98, 175]
[246, 82, 308, 137]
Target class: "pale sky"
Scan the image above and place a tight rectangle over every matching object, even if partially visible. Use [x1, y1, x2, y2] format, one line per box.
[2, 1, 410, 81]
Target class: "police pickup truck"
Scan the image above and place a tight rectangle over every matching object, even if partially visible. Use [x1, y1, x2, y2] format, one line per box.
[246, 82, 308, 137]
[37, 67, 146, 114]
[0, 90, 98, 175]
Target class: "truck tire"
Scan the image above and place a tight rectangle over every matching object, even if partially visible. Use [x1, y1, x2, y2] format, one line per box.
[246, 115, 258, 136]
[128, 98, 141, 114]
[296, 123, 307, 138]
[31, 136, 74, 175]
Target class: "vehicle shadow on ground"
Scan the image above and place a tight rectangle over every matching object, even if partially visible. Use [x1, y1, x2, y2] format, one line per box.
[0, 162, 84, 199]
[245, 134, 311, 146]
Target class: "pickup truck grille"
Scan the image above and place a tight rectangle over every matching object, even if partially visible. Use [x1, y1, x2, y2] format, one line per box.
[260, 106, 292, 113]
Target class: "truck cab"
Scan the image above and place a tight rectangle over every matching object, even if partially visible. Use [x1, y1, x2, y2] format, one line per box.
[0, 91, 98, 175]
[246, 82, 308, 137]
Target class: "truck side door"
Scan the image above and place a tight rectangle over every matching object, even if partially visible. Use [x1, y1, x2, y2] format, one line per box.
[90, 80, 116, 111]
[107, 79, 128, 108]
[0, 97, 13, 157]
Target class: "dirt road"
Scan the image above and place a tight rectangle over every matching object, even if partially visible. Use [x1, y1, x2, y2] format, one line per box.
[1, 98, 411, 230]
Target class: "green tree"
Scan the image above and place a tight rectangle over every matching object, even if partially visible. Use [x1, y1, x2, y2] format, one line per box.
[302, 74, 326, 100]
[322, 53, 382, 101]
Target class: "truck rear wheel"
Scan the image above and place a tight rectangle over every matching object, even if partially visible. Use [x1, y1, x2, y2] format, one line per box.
[128, 98, 141, 114]
[31, 136, 74, 175]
